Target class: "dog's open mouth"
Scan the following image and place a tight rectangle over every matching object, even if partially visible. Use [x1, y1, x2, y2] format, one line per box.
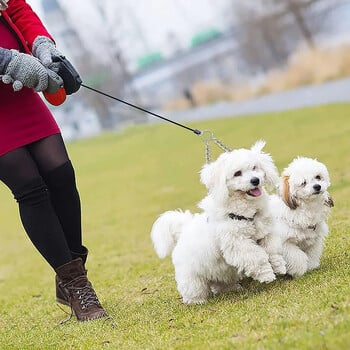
[247, 187, 262, 197]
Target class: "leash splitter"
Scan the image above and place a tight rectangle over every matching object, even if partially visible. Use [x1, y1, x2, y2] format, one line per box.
[200, 130, 232, 163]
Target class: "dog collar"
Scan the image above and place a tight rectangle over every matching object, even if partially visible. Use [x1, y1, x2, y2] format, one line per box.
[228, 213, 255, 222]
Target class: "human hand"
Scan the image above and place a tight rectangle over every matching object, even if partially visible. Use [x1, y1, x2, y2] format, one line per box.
[1, 49, 49, 92]
[32, 36, 62, 67]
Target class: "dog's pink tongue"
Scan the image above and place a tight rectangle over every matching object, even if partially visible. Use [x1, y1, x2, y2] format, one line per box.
[249, 188, 262, 197]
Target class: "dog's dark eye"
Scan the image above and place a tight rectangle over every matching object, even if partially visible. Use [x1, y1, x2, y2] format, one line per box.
[315, 175, 321, 180]
[252, 166, 257, 170]
[234, 170, 242, 177]
[301, 180, 307, 186]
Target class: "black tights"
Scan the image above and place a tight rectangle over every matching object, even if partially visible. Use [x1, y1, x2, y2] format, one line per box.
[0, 134, 83, 269]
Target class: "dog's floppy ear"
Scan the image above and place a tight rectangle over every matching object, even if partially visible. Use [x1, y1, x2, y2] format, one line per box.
[200, 162, 217, 190]
[261, 159, 279, 191]
[281, 175, 298, 209]
[200, 156, 229, 202]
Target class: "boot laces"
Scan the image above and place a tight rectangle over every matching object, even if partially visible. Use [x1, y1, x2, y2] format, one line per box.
[65, 276, 102, 310]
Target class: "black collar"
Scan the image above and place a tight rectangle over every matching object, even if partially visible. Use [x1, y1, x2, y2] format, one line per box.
[228, 213, 255, 222]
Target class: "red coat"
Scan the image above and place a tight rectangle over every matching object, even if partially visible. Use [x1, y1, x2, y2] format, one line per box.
[2, 0, 53, 52]
[0, 0, 60, 156]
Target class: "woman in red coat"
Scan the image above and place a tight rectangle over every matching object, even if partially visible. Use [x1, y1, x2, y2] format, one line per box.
[0, 0, 107, 321]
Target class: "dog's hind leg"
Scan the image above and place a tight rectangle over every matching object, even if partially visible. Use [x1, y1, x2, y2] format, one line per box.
[175, 271, 211, 304]
[210, 271, 242, 295]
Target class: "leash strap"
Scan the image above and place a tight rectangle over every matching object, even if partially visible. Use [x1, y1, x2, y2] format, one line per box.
[81, 83, 202, 136]
[81, 84, 232, 162]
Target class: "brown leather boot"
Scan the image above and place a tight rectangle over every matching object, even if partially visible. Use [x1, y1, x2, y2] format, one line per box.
[55, 258, 107, 321]
[56, 246, 88, 306]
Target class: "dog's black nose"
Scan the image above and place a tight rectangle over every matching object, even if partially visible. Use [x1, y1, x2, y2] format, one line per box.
[250, 177, 260, 186]
[313, 184, 321, 192]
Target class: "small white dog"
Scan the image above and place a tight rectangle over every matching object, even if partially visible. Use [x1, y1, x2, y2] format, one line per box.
[151, 141, 286, 304]
[269, 157, 334, 278]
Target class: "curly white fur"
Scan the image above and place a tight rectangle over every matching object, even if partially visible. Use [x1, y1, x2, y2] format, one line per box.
[151, 141, 286, 304]
[269, 157, 334, 278]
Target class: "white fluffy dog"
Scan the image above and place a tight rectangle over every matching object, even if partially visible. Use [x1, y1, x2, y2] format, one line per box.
[151, 141, 286, 304]
[269, 157, 334, 278]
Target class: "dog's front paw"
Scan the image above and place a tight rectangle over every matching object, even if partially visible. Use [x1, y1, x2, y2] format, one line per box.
[269, 254, 287, 275]
[251, 263, 276, 283]
[256, 270, 276, 283]
[307, 259, 320, 271]
[286, 262, 308, 278]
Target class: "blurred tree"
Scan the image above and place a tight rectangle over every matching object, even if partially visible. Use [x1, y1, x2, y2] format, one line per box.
[78, 2, 146, 127]
[231, 1, 291, 73]
[40, 0, 119, 128]
[231, 0, 347, 74]
[267, 0, 317, 48]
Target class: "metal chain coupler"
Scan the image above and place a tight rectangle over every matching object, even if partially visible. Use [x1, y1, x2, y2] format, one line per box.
[199, 130, 232, 163]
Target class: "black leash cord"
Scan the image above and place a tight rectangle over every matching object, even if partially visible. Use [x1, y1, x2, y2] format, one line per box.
[80, 83, 202, 136]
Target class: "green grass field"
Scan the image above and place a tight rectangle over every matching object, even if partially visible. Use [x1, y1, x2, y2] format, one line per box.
[0, 104, 349, 349]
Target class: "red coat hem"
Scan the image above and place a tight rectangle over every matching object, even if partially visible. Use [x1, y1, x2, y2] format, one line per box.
[0, 130, 61, 156]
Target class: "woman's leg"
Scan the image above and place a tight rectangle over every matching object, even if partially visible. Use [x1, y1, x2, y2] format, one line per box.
[27, 134, 83, 253]
[0, 137, 107, 321]
[26, 134, 107, 320]
[0, 147, 72, 268]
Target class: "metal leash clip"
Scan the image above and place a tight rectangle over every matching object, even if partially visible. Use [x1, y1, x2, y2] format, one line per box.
[199, 130, 232, 163]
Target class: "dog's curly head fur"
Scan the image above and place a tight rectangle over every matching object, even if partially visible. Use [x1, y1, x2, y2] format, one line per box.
[200, 140, 279, 203]
[280, 157, 333, 209]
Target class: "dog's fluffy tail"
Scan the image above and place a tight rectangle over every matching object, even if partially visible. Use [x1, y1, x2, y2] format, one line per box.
[151, 210, 193, 258]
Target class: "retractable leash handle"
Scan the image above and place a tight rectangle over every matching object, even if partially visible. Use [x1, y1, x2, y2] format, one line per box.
[43, 56, 82, 106]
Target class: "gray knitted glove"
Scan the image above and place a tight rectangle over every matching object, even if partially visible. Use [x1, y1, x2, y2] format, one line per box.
[1, 49, 49, 92]
[0, 47, 12, 74]
[32, 36, 62, 67]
